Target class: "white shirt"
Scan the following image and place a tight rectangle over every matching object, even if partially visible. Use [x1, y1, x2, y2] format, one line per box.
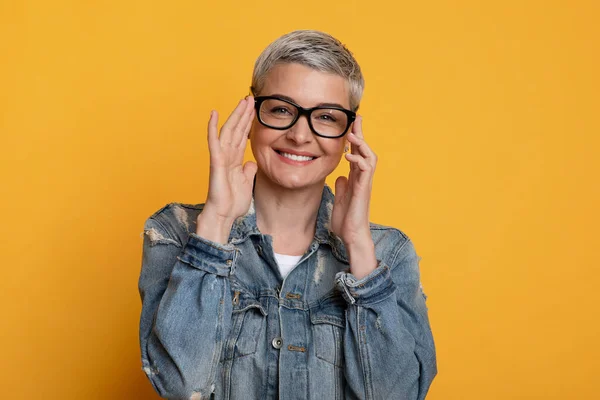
[273, 252, 302, 279]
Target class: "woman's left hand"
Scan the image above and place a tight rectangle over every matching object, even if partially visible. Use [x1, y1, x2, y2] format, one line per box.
[331, 115, 379, 279]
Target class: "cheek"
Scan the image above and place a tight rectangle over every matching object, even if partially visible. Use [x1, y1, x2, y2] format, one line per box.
[320, 139, 345, 158]
[320, 141, 345, 172]
[249, 125, 267, 149]
[249, 126, 277, 164]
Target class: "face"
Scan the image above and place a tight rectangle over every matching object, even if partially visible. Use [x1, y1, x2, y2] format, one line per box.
[250, 63, 351, 191]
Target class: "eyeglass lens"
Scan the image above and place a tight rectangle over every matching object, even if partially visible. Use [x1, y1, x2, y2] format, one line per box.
[259, 98, 348, 137]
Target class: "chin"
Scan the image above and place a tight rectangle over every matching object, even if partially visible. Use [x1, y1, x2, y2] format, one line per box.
[270, 172, 321, 191]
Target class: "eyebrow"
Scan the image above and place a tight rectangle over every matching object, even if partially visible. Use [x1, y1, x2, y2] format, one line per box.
[268, 93, 348, 109]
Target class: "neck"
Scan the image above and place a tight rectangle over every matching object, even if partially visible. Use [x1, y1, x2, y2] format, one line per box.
[253, 170, 324, 252]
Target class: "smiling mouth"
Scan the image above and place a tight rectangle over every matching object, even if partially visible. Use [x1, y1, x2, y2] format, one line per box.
[275, 150, 317, 162]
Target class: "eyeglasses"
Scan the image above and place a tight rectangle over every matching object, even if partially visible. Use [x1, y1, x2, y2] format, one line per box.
[254, 96, 356, 138]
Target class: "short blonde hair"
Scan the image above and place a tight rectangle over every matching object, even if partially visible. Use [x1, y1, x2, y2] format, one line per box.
[250, 30, 365, 112]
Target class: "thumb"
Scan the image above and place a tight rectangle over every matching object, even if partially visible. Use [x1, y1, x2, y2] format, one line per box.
[242, 161, 258, 182]
[207, 110, 219, 154]
[334, 175, 348, 202]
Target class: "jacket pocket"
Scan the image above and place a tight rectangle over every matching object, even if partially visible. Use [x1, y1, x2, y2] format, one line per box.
[230, 289, 267, 358]
[310, 295, 346, 367]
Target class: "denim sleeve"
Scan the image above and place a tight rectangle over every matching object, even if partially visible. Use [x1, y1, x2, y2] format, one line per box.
[335, 237, 437, 400]
[138, 216, 235, 399]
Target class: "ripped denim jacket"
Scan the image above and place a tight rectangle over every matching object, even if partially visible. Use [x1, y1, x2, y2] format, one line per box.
[138, 185, 437, 399]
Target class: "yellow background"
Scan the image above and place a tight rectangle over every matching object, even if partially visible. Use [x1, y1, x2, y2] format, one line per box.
[1, 0, 598, 398]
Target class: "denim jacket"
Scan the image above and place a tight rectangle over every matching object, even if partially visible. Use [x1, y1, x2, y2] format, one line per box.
[138, 185, 437, 400]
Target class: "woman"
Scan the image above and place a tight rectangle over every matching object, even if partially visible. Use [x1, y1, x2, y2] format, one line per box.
[139, 30, 437, 400]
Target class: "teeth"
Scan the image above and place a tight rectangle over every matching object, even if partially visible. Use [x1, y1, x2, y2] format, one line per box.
[280, 152, 314, 162]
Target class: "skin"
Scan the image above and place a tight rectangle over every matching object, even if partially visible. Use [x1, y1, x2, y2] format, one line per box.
[197, 63, 378, 279]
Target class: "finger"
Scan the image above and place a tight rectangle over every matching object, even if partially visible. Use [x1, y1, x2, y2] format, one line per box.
[345, 153, 373, 173]
[347, 140, 360, 173]
[347, 133, 377, 166]
[345, 153, 374, 190]
[334, 175, 349, 201]
[350, 115, 362, 157]
[207, 110, 219, 154]
[242, 160, 258, 183]
[238, 108, 256, 149]
[347, 146, 357, 172]
[347, 132, 374, 156]
[352, 114, 364, 139]
[220, 98, 249, 144]
[234, 97, 256, 147]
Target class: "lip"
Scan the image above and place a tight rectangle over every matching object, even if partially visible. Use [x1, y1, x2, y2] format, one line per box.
[273, 148, 319, 166]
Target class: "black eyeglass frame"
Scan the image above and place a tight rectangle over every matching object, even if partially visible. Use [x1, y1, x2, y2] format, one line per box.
[254, 95, 356, 139]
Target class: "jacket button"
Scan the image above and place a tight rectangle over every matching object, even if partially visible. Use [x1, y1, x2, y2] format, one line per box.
[272, 337, 283, 349]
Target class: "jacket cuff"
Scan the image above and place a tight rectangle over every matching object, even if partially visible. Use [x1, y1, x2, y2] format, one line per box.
[335, 261, 396, 305]
[176, 232, 236, 277]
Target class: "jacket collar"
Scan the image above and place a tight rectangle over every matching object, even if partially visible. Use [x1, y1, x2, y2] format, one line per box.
[228, 184, 349, 263]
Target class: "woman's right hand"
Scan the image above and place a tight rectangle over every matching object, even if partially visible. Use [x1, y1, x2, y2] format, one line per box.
[196, 97, 257, 244]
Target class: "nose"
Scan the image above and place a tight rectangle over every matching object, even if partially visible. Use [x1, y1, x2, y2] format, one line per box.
[285, 114, 314, 144]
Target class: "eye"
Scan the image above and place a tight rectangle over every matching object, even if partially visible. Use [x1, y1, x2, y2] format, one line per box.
[270, 106, 293, 115]
[316, 113, 337, 122]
